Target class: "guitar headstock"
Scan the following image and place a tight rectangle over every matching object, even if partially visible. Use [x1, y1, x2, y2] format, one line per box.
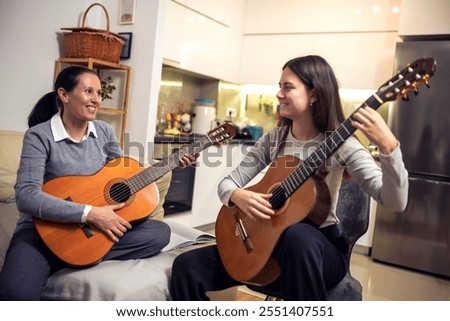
[377, 57, 436, 103]
[207, 123, 237, 145]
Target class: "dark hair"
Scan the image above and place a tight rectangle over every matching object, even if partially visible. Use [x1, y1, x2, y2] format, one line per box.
[27, 66, 98, 127]
[278, 55, 345, 132]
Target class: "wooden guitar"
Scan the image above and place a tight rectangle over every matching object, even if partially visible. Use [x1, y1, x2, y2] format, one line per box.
[34, 123, 236, 267]
[215, 58, 436, 286]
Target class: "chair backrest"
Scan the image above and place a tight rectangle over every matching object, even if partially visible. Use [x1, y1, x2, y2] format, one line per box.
[335, 179, 370, 255]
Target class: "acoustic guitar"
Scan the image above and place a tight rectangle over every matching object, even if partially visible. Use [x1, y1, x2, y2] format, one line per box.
[215, 58, 436, 286]
[34, 123, 236, 267]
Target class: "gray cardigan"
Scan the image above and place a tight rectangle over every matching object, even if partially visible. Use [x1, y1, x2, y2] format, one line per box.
[14, 116, 121, 233]
[218, 126, 409, 227]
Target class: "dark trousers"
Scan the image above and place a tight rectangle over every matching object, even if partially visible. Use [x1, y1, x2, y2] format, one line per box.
[0, 219, 170, 300]
[170, 222, 349, 300]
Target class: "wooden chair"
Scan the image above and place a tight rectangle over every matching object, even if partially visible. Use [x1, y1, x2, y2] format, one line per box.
[249, 179, 370, 301]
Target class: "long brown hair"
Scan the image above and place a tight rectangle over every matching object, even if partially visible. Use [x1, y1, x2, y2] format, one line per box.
[278, 55, 345, 132]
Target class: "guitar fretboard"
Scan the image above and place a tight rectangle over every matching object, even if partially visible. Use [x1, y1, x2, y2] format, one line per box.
[270, 94, 383, 208]
[126, 135, 212, 194]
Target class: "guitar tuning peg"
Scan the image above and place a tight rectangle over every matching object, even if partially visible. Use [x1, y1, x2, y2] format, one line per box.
[414, 87, 419, 96]
[422, 75, 431, 88]
[402, 94, 410, 101]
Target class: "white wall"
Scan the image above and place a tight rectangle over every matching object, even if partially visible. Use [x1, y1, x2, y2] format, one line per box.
[0, 0, 165, 159]
[0, 0, 94, 132]
[1, 0, 448, 140]
[103, 0, 166, 158]
[240, 0, 402, 89]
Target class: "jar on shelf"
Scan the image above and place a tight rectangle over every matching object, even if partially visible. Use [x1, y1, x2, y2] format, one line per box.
[191, 99, 216, 135]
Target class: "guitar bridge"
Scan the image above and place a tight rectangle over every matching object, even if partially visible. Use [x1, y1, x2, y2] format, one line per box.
[79, 223, 94, 238]
[234, 214, 253, 253]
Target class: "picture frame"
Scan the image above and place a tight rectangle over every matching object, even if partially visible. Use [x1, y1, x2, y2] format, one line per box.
[119, 0, 136, 25]
[119, 32, 132, 59]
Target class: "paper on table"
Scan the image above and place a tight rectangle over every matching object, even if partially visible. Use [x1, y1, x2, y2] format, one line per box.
[162, 220, 215, 252]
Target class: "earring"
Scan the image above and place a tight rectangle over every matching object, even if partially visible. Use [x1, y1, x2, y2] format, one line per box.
[309, 101, 314, 107]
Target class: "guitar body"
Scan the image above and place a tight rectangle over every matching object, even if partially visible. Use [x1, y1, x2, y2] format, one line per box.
[34, 157, 158, 267]
[215, 57, 436, 286]
[215, 155, 331, 285]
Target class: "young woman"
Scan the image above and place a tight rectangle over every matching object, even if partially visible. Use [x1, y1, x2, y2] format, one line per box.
[0, 66, 193, 300]
[170, 55, 409, 300]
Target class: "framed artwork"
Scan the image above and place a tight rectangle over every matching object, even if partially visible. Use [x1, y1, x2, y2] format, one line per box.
[119, 0, 136, 25]
[119, 33, 132, 59]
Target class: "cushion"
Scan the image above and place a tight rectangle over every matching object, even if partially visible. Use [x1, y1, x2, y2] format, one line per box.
[0, 130, 24, 202]
[0, 201, 19, 268]
[147, 163, 172, 221]
[41, 220, 211, 301]
[0, 201, 204, 300]
[42, 251, 179, 300]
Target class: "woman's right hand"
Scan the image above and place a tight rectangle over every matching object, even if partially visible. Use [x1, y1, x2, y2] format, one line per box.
[230, 188, 275, 220]
[86, 203, 132, 242]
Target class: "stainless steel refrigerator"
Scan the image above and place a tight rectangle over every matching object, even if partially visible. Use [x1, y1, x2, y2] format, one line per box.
[371, 40, 450, 278]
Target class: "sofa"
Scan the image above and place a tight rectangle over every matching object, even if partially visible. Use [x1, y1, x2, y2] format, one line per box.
[0, 129, 227, 300]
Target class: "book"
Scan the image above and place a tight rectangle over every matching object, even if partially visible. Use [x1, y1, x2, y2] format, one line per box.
[162, 220, 215, 252]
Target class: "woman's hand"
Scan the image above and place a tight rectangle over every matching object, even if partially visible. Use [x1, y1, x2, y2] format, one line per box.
[352, 107, 398, 155]
[86, 203, 131, 242]
[177, 144, 199, 168]
[178, 153, 197, 168]
[230, 188, 275, 220]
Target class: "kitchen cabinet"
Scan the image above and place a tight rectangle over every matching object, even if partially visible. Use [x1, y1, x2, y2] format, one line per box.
[190, 142, 251, 227]
[173, 0, 239, 27]
[55, 58, 131, 147]
[355, 197, 377, 253]
[398, 0, 450, 37]
[240, 32, 399, 89]
[161, 0, 244, 83]
[241, 0, 401, 88]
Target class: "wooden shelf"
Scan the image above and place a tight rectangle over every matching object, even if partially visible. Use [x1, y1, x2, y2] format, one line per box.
[56, 58, 131, 71]
[98, 107, 126, 115]
[55, 58, 132, 147]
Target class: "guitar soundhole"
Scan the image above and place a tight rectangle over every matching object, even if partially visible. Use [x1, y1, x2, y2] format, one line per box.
[270, 186, 287, 210]
[109, 182, 131, 203]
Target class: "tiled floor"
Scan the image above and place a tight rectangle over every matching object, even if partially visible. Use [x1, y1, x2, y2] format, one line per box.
[200, 223, 449, 301]
[236, 253, 450, 301]
[350, 253, 450, 301]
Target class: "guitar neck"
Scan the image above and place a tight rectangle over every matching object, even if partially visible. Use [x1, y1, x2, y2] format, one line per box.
[278, 93, 384, 200]
[126, 135, 213, 194]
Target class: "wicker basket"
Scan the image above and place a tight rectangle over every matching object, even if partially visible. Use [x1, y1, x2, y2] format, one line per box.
[62, 3, 124, 63]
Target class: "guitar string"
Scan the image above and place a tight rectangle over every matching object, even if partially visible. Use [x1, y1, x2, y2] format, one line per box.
[94, 142, 205, 206]
[99, 128, 234, 205]
[51, 137, 209, 209]
[230, 90, 411, 237]
[68, 128, 233, 209]
[235, 112, 361, 229]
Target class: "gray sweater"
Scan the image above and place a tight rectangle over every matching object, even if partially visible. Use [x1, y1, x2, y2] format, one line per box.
[14, 116, 121, 233]
[218, 126, 409, 227]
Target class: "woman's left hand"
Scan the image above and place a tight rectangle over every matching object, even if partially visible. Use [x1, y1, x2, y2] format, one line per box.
[351, 107, 398, 155]
[177, 144, 200, 167]
[178, 153, 199, 168]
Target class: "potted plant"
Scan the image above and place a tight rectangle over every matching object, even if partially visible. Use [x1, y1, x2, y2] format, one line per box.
[101, 76, 116, 100]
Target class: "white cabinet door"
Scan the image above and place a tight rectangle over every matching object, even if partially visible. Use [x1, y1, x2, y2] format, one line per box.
[190, 143, 250, 227]
[162, 0, 243, 82]
[161, 0, 186, 64]
[399, 0, 450, 36]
